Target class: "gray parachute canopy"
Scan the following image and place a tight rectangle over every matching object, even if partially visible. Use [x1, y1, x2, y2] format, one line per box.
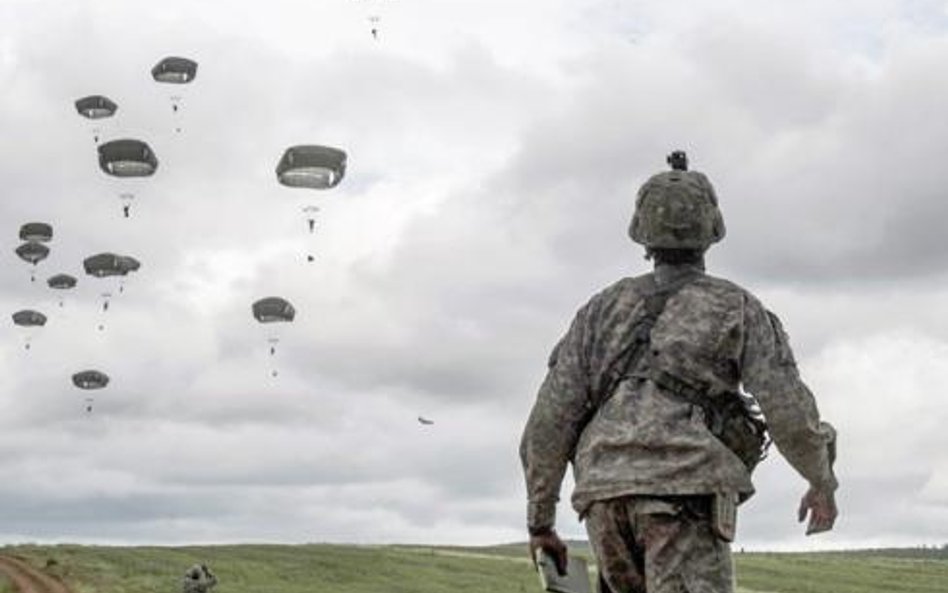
[83, 253, 141, 277]
[151, 57, 198, 83]
[252, 297, 296, 323]
[47, 274, 78, 289]
[15, 242, 49, 265]
[12, 310, 47, 327]
[72, 370, 109, 389]
[75, 95, 118, 119]
[19, 222, 53, 242]
[276, 145, 347, 189]
[98, 139, 158, 177]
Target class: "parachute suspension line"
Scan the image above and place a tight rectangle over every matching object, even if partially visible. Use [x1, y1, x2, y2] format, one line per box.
[369, 15, 380, 40]
[99, 292, 112, 331]
[303, 205, 320, 262]
[120, 193, 134, 219]
[170, 96, 182, 133]
[268, 337, 280, 378]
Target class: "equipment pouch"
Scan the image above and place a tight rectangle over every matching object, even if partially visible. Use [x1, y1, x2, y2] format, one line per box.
[711, 492, 737, 542]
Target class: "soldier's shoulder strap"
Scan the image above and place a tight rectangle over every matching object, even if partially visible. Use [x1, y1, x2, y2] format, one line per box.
[592, 270, 702, 412]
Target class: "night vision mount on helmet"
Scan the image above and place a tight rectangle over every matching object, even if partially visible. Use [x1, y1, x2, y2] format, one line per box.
[629, 151, 726, 250]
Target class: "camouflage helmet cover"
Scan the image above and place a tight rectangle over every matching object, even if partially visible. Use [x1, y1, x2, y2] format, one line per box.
[628, 169, 726, 249]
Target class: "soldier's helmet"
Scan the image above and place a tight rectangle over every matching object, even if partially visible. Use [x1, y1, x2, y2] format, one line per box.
[629, 155, 726, 249]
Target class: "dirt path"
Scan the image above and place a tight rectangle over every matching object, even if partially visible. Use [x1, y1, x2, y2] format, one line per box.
[0, 556, 74, 593]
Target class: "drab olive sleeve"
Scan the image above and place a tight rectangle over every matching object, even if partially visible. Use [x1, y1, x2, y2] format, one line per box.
[740, 296, 838, 492]
[520, 301, 596, 529]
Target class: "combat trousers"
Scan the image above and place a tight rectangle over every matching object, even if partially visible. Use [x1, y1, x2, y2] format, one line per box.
[584, 495, 734, 593]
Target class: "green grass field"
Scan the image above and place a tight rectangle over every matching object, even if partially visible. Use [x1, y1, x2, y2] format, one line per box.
[1, 543, 946, 593]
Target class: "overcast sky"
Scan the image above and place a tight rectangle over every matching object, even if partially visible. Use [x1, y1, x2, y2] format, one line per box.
[1, 0, 947, 552]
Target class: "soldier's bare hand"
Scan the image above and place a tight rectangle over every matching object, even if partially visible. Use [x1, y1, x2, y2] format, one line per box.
[797, 486, 837, 535]
[528, 528, 569, 576]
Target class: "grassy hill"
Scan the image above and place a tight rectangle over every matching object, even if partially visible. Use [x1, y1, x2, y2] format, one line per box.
[2, 543, 946, 593]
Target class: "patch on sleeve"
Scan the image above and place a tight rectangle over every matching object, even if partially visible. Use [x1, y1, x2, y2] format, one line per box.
[765, 310, 797, 366]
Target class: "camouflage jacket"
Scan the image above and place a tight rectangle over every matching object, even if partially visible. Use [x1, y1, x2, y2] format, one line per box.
[519, 263, 838, 529]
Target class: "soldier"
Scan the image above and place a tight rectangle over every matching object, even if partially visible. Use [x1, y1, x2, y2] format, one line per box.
[182, 563, 217, 593]
[520, 153, 838, 593]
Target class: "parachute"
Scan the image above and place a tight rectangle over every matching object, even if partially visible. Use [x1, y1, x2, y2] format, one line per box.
[15, 241, 49, 282]
[253, 297, 295, 377]
[15, 242, 49, 265]
[19, 222, 53, 243]
[84, 254, 139, 329]
[98, 139, 158, 177]
[418, 416, 434, 425]
[13, 309, 46, 350]
[277, 146, 346, 261]
[252, 297, 296, 323]
[12, 310, 47, 327]
[72, 370, 109, 390]
[75, 95, 118, 119]
[47, 273, 78, 307]
[276, 145, 347, 189]
[75, 95, 117, 144]
[151, 57, 198, 84]
[152, 56, 197, 132]
[83, 253, 141, 277]
[47, 274, 77, 289]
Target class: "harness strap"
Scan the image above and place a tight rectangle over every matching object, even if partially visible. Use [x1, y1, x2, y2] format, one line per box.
[593, 271, 702, 413]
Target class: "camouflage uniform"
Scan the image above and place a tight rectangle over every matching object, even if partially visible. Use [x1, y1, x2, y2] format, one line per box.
[584, 496, 732, 593]
[182, 564, 217, 593]
[520, 165, 837, 593]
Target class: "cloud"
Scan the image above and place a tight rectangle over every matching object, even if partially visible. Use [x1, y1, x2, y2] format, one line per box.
[1, 0, 947, 549]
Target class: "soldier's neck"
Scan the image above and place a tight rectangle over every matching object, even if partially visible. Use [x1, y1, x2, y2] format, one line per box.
[653, 260, 705, 286]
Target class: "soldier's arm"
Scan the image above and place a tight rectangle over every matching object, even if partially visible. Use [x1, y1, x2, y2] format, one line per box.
[519, 303, 595, 533]
[739, 296, 837, 494]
